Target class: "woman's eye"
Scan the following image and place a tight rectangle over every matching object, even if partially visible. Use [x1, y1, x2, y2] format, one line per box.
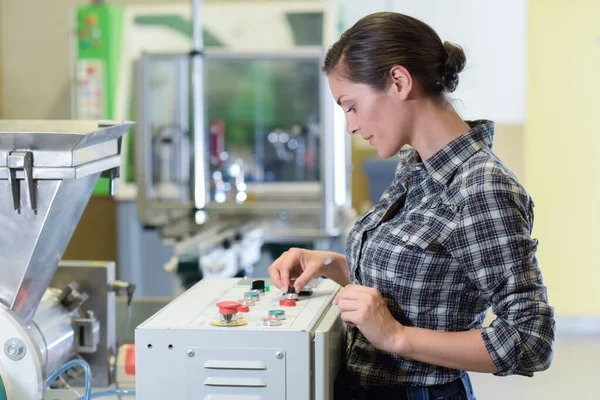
[346, 106, 356, 113]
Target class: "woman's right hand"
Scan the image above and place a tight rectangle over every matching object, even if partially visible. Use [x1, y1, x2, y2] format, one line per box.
[268, 248, 335, 293]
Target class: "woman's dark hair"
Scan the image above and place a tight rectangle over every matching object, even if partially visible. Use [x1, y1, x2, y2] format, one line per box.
[323, 12, 466, 94]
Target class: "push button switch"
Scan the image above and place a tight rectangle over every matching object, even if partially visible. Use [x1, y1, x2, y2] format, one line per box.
[268, 310, 286, 320]
[251, 280, 265, 293]
[284, 287, 298, 300]
[244, 291, 260, 301]
[238, 305, 250, 313]
[279, 299, 296, 307]
[239, 298, 256, 307]
[216, 301, 240, 323]
[211, 301, 247, 327]
[263, 317, 282, 327]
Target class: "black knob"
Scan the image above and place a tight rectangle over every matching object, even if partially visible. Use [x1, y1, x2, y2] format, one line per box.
[287, 286, 296, 294]
[251, 280, 265, 291]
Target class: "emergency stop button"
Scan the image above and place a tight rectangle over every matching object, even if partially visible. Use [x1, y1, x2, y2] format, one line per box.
[217, 301, 240, 314]
[217, 301, 241, 323]
[210, 301, 247, 327]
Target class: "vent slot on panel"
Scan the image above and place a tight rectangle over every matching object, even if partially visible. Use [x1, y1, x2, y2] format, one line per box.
[186, 347, 285, 399]
[204, 360, 267, 370]
[203, 395, 263, 400]
[204, 377, 267, 387]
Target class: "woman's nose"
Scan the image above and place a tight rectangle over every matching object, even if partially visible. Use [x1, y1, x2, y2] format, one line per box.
[346, 121, 360, 135]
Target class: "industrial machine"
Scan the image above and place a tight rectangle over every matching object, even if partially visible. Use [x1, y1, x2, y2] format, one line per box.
[134, 0, 355, 287]
[135, 277, 344, 400]
[0, 120, 134, 400]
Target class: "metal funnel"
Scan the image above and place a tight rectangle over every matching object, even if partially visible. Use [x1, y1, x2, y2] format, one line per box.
[0, 120, 134, 323]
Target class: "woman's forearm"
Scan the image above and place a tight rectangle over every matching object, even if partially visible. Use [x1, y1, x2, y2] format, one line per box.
[322, 252, 351, 287]
[394, 326, 498, 373]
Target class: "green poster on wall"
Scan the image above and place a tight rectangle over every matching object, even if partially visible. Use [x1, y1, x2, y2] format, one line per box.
[75, 5, 124, 195]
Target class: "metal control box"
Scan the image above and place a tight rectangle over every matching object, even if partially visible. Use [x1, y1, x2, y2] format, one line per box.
[135, 277, 343, 400]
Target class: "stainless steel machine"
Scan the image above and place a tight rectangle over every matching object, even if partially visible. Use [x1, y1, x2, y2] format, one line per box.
[0, 120, 133, 400]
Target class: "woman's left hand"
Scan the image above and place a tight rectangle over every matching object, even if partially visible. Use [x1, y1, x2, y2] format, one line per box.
[334, 284, 406, 353]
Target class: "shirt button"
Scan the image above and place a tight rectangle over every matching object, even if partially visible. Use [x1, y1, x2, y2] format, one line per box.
[421, 196, 428, 203]
[402, 235, 409, 242]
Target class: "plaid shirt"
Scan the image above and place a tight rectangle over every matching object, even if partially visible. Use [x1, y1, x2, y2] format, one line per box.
[344, 120, 555, 388]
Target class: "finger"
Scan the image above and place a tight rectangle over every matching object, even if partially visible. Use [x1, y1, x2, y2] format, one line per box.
[279, 263, 291, 293]
[270, 249, 298, 292]
[339, 310, 362, 326]
[268, 264, 281, 288]
[336, 298, 361, 313]
[293, 270, 316, 293]
[334, 286, 359, 305]
[292, 251, 316, 293]
[267, 258, 283, 290]
[333, 290, 341, 305]
[268, 251, 295, 291]
[344, 284, 378, 294]
[335, 288, 364, 301]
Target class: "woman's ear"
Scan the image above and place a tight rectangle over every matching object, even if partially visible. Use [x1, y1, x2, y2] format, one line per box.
[388, 65, 413, 100]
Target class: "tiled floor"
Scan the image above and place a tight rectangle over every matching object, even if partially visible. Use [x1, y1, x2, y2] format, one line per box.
[470, 333, 599, 399]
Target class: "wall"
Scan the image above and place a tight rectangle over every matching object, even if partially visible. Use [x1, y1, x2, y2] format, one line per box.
[63, 197, 118, 262]
[0, 0, 186, 120]
[526, 0, 600, 316]
[341, 0, 527, 125]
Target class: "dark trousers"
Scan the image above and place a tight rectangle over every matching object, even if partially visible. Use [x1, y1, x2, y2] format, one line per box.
[334, 371, 476, 400]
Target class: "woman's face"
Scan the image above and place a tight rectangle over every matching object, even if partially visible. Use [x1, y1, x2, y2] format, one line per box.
[328, 70, 412, 158]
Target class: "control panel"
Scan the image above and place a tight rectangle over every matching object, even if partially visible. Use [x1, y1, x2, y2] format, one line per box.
[135, 277, 343, 400]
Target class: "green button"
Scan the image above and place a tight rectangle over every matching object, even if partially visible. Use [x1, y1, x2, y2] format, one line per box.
[269, 309, 285, 318]
[265, 285, 270, 292]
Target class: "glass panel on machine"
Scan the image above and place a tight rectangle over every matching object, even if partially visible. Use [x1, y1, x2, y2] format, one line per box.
[144, 56, 191, 203]
[205, 58, 321, 197]
[142, 54, 323, 206]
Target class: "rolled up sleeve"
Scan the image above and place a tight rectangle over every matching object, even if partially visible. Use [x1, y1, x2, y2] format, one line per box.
[447, 173, 555, 376]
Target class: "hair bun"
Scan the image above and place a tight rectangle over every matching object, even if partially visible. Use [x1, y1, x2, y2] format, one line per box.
[440, 41, 466, 93]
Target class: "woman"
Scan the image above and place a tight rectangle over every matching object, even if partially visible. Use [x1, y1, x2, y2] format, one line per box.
[268, 12, 555, 400]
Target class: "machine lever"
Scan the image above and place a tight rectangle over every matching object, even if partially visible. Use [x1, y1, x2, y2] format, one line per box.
[7, 151, 36, 213]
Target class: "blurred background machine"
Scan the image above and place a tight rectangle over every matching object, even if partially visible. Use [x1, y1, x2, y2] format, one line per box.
[136, 45, 353, 290]
[72, 1, 355, 295]
[0, 120, 135, 399]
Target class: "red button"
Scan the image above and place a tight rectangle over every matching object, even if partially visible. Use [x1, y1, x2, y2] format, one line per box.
[238, 305, 249, 312]
[279, 299, 296, 307]
[124, 345, 135, 376]
[216, 301, 240, 314]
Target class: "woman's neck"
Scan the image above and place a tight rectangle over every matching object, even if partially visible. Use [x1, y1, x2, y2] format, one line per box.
[408, 99, 471, 161]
